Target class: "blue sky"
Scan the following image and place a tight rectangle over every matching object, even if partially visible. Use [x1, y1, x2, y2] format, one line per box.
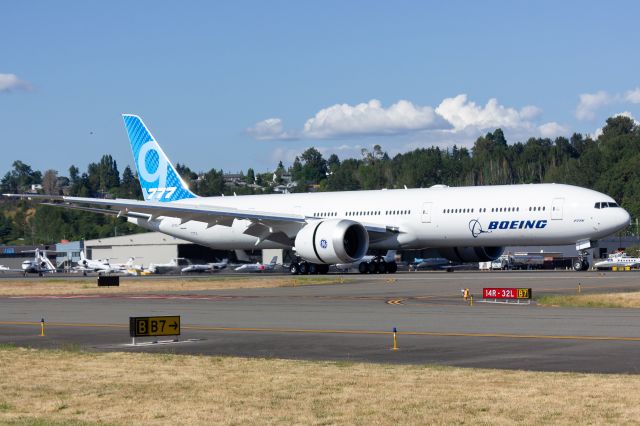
[1, 1, 639, 176]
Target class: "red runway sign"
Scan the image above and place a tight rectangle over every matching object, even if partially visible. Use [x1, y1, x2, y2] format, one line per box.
[483, 288, 531, 299]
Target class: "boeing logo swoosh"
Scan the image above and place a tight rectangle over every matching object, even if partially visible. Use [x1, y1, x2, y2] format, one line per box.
[469, 219, 491, 238]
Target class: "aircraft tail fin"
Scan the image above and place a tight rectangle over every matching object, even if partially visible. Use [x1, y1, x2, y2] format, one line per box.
[122, 114, 198, 202]
[270, 256, 278, 265]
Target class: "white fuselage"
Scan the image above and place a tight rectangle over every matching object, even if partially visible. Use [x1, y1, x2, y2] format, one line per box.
[128, 183, 630, 251]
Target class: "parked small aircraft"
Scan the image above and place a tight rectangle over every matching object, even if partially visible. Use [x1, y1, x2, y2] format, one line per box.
[234, 256, 279, 272]
[594, 251, 640, 269]
[21, 249, 57, 276]
[148, 258, 191, 274]
[334, 250, 397, 274]
[411, 257, 462, 272]
[74, 251, 119, 275]
[181, 259, 228, 273]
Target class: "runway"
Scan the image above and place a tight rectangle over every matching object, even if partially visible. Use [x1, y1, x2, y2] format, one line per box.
[2, 271, 640, 373]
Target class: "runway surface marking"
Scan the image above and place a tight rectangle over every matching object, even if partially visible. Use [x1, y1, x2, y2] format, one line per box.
[386, 298, 405, 305]
[3, 321, 640, 342]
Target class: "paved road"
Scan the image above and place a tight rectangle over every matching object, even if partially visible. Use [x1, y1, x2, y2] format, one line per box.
[2, 271, 640, 373]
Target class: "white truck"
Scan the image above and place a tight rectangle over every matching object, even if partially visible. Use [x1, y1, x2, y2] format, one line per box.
[490, 255, 512, 270]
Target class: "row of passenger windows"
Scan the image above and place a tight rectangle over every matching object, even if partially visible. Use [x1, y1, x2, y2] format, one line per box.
[312, 210, 411, 217]
[315, 205, 557, 218]
[443, 206, 551, 214]
[312, 212, 337, 217]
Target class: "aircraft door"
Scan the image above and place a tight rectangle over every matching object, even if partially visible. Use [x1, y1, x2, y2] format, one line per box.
[421, 202, 432, 223]
[551, 198, 564, 220]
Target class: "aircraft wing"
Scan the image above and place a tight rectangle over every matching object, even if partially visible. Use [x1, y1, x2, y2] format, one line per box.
[4, 194, 401, 244]
[0, 268, 26, 273]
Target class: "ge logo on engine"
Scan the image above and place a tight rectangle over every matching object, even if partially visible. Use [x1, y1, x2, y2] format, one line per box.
[320, 239, 328, 249]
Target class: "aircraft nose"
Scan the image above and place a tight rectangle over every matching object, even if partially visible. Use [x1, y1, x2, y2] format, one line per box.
[620, 208, 632, 229]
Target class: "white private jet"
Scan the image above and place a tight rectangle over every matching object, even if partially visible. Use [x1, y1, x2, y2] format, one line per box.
[235, 256, 279, 272]
[4, 114, 631, 273]
[111, 257, 149, 276]
[181, 259, 229, 273]
[20, 249, 57, 276]
[334, 250, 397, 274]
[74, 251, 120, 275]
[594, 252, 640, 270]
[411, 256, 465, 272]
[148, 258, 191, 274]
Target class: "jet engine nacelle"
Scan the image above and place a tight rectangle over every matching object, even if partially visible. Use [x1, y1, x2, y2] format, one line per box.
[294, 219, 369, 264]
[437, 246, 504, 263]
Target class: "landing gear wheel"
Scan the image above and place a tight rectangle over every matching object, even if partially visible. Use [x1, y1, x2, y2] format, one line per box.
[309, 263, 318, 275]
[318, 264, 330, 274]
[573, 260, 583, 271]
[289, 263, 300, 275]
[298, 262, 309, 275]
[367, 262, 378, 274]
[358, 262, 369, 274]
[377, 261, 387, 274]
[581, 260, 590, 271]
[386, 262, 398, 273]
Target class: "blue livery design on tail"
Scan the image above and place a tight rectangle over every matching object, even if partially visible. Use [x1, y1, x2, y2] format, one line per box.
[122, 114, 197, 202]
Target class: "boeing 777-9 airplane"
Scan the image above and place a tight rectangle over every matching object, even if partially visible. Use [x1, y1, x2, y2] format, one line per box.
[5, 115, 631, 273]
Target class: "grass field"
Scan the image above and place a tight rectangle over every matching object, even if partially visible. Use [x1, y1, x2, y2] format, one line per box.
[1, 346, 640, 425]
[0, 275, 348, 296]
[537, 291, 640, 308]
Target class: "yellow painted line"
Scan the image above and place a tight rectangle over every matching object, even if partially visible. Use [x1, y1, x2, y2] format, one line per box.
[386, 298, 405, 305]
[0, 321, 127, 328]
[2, 321, 640, 342]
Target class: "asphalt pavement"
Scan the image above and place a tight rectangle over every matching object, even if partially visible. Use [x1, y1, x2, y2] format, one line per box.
[2, 270, 640, 373]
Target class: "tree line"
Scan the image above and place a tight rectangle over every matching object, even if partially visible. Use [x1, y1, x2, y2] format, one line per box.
[0, 115, 638, 245]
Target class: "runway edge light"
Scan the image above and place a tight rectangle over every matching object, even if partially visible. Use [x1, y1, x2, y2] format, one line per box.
[392, 327, 398, 351]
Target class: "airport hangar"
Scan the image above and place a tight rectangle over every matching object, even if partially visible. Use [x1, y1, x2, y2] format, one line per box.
[11, 232, 634, 270]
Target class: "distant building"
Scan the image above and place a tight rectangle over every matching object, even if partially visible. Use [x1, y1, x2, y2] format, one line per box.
[83, 232, 232, 266]
[223, 173, 246, 187]
[55, 240, 84, 269]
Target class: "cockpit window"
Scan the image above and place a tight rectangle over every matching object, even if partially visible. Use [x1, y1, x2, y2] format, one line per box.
[595, 201, 620, 209]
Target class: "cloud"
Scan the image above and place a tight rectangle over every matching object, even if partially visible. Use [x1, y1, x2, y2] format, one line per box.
[0, 73, 31, 93]
[435, 94, 540, 131]
[538, 122, 569, 138]
[250, 95, 546, 141]
[575, 90, 612, 120]
[301, 99, 449, 138]
[625, 88, 640, 104]
[246, 118, 296, 140]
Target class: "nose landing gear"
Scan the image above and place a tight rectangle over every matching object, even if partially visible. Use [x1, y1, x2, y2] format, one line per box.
[573, 250, 591, 271]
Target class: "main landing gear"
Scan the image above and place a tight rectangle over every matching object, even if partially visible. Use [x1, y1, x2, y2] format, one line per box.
[289, 261, 330, 275]
[289, 257, 398, 275]
[357, 256, 398, 274]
